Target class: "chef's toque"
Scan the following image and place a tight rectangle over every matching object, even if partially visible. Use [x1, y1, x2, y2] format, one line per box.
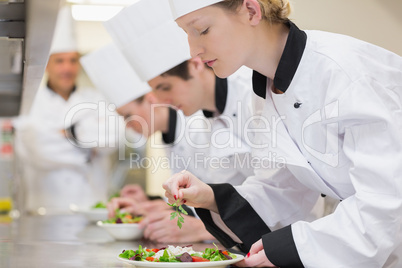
[80, 43, 151, 108]
[50, 5, 78, 54]
[103, 0, 191, 82]
[169, 0, 224, 20]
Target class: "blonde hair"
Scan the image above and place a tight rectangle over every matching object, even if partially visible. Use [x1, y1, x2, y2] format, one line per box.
[216, 0, 292, 24]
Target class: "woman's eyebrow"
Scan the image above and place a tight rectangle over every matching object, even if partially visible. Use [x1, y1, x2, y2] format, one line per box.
[186, 17, 202, 27]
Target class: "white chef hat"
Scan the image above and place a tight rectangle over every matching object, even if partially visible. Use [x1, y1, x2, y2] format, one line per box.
[169, 0, 224, 20]
[103, 0, 191, 82]
[80, 43, 151, 108]
[49, 5, 78, 54]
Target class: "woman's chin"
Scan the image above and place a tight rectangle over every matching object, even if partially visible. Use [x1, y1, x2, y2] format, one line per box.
[212, 65, 238, 79]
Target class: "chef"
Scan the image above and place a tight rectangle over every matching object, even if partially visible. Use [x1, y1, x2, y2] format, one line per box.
[80, 43, 212, 182]
[80, 42, 246, 243]
[80, 42, 218, 185]
[162, 0, 402, 267]
[13, 6, 119, 214]
[104, 0, 328, 242]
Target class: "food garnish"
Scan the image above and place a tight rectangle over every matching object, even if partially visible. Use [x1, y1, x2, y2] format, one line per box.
[167, 199, 188, 229]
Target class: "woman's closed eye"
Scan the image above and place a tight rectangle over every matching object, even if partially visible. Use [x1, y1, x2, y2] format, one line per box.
[200, 27, 209, 35]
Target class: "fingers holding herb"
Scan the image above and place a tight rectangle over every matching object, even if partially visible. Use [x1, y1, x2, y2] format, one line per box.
[163, 171, 218, 212]
[163, 170, 198, 203]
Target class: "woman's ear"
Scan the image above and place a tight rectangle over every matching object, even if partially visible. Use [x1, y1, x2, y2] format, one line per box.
[242, 0, 262, 25]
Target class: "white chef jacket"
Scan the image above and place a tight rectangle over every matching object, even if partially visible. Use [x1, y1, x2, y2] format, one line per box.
[195, 22, 402, 267]
[162, 109, 211, 176]
[162, 66, 257, 186]
[14, 85, 119, 214]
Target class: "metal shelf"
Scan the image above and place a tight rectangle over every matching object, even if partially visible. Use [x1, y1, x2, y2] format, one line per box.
[0, 0, 61, 116]
[19, 0, 62, 115]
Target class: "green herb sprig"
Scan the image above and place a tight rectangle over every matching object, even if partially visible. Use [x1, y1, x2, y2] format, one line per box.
[167, 199, 188, 229]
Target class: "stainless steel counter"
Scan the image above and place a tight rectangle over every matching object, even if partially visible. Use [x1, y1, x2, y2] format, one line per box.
[0, 214, 235, 268]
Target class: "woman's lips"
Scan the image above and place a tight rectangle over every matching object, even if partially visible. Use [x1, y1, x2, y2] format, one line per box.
[203, 59, 216, 67]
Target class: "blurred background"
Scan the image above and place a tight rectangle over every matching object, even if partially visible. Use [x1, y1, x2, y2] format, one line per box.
[0, 0, 401, 218]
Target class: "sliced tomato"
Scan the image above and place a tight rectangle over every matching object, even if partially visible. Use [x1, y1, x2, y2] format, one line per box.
[146, 249, 151, 252]
[191, 256, 210, 262]
[222, 251, 228, 255]
[145, 257, 154, 261]
[151, 248, 159, 253]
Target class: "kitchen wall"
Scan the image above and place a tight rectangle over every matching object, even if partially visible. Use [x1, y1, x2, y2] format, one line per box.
[290, 0, 402, 56]
[74, 0, 402, 56]
[71, 0, 402, 196]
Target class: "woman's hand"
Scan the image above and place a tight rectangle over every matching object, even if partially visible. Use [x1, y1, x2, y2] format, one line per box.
[139, 209, 215, 243]
[235, 239, 277, 267]
[162, 170, 218, 212]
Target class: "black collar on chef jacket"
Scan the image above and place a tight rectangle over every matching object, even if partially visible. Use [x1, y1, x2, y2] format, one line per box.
[162, 107, 177, 145]
[202, 76, 228, 118]
[252, 21, 307, 99]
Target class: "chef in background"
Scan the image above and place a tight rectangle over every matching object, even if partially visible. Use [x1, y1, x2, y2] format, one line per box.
[81, 43, 219, 243]
[13, 5, 119, 214]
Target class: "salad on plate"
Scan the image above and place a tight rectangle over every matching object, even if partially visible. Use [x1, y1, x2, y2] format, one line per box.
[119, 244, 238, 263]
[103, 209, 143, 224]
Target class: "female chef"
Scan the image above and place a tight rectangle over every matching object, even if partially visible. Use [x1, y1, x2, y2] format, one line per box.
[104, 0, 326, 245]
[103, 0, 333, 245]
[163, 0, 402, 267]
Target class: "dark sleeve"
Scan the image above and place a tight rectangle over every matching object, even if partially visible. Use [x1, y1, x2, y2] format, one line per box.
[65, 124, 79, 145]
[195, 208, 241, 249]
[179, 204, 195, 217]
[196, 183, 271, 253]
[162, 107, 177, 144]
[262, 225, 304, 267]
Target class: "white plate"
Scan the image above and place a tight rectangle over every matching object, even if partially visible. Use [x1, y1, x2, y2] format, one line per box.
[97, 222, 143, 240]
[117, 254, 244, 268]
[70, 205, 108, 223]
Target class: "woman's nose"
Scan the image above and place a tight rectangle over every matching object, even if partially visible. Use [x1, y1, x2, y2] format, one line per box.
[188, 36, 203, 58]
